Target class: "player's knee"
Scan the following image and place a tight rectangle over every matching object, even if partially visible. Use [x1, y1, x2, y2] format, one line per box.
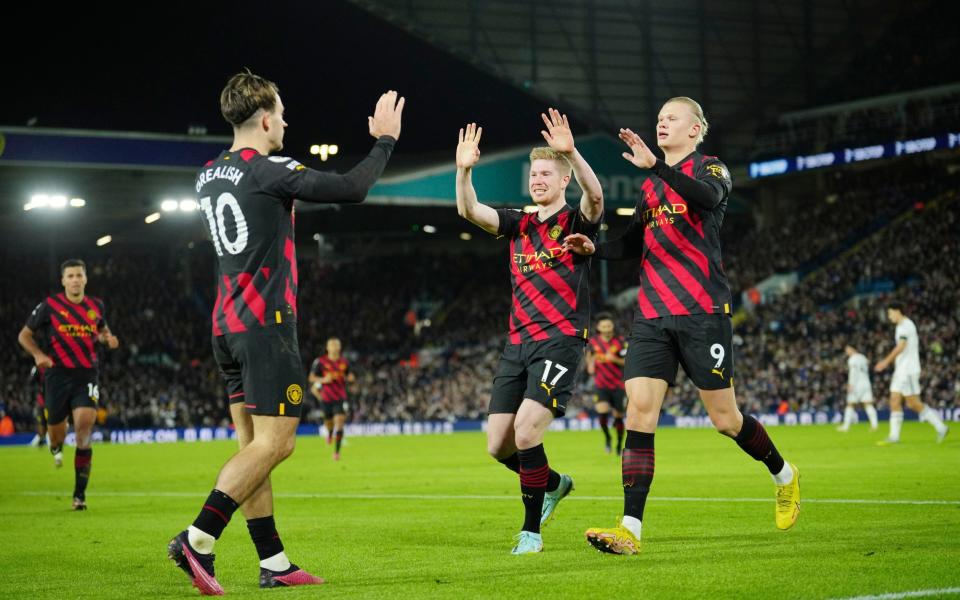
[708, 410, 741, 437]
[512, 425, 543, 450]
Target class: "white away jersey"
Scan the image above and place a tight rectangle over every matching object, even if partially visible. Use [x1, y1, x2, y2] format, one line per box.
[894, 317, 921, 374]
[847, 353, 871, 389]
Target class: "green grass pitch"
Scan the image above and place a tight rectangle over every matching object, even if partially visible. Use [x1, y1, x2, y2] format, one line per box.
[2, 423, 958, 599]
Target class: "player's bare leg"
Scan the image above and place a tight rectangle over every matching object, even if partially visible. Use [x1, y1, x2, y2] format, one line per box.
[71, 407, 96, 510]
[701, 387, 798, 530]
[905, 394, 949, 442]
[884, 393, 905, 443]
[324, 417, 334, 445]
[332, 413, 347, 459]
[47, 419, 67, 468]
[230, 405, 324, 588]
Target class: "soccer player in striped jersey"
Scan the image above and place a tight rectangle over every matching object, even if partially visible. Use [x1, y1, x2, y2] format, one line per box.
[309, 337, 355, 460]
[875, 303, 948, 444]
[565, 97, 800, 555]
[18, 259, 120, 509]
[455, 110, 604, 555]
[167, 70, 403, 594]
[587, 313, 627, 454]
[838, 344, 878, 432]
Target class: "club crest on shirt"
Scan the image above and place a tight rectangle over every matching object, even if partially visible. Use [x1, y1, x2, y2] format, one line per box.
[548, 225, 563, 240]
[705, 164, 728, 180]
[87, 309, 97, 320]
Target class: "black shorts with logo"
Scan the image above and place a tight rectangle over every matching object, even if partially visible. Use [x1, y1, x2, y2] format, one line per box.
[489, 337, 585, 418]
[213, 322, 307, 418]
[624, 312, 734, 391]
[594, 388, 626, 413]
[322, 400, 346, 419]
[44, 368, 99, 425]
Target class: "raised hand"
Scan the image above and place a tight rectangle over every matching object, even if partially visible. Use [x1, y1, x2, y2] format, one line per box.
[562, 233, 596, 255]
[540, 108, 574, 154]
[368, 90, 405, 140]
[456, 122, 483, 169]
[619, 128, 657, 169]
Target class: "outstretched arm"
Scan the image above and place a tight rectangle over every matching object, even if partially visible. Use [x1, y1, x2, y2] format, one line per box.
[540, 108, 603, 223]
[618, 128, 724, 210]
[292, 91, 405, 204]
[564, 214, 645, 261]
[455, 122, 500, 235]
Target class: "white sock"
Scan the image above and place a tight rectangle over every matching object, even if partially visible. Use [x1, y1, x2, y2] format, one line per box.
[772, 462, 794, 486]
[187, 525, 216, 554]
[889, 411, 904, 441]
[920, 406, 947, 434]
[260, 551, 291, 572]
[621, 515, 642, 539]
[865, 404, 879, 429]
[842, 406, 855, 429]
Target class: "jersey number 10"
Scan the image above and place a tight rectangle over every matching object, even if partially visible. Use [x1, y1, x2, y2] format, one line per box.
[200, 193, 249, 256]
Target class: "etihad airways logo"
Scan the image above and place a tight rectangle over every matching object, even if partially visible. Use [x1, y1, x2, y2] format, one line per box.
[642, 202, 687, 229]
[57, 323, 97, 337]
[513, 247, 567, 273]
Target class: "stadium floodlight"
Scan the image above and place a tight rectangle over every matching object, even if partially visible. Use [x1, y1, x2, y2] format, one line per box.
[145, 212, 161, 224]
[616, 207, 636, 216]
[423, 224, 437, 234]
[161, 199, 178, 212]
[31, 194, 51, 208]
[328, 145, 338, 155]
[50, 195, 68, 209]
[459, 232, 472, 241]
[310, 144, 321, 155]
[310, 143, 339, 161]
[70, 198, 86, 207]
[179, 199, 198, 212]
[96, 235, 112, 247]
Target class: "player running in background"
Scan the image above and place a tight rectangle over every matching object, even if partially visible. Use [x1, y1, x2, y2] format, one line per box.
[565, 97, 800, 555]
[587, 313, 627, 454]
[838, 344, 878, 432]
[17, 259, 120, 509]
[29, 366, 49, 448]
[875, 303, 948, 444]
[455, 110, 604, 555]
[309, 337, 355, 460]
[167, 70, 403, 595]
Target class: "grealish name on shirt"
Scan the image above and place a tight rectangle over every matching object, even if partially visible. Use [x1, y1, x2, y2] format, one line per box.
[196, 165, 244, 192]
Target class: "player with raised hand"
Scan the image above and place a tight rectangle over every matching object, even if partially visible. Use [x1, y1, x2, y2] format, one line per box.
[457, 109, 604, 555]
[168, 70, 403, 595]
[565, 97, 800, 555]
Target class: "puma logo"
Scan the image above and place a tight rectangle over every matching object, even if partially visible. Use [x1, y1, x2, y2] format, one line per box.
[711, 368, 725, 379]
[623, 478, 635, 488]
[539, 382, 555, 395]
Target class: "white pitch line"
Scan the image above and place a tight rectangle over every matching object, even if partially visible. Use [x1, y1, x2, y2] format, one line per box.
[11, 490, 960, 506]
[828, 587, 960, 600]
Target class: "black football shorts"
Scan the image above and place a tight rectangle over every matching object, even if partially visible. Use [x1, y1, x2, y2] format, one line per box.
[623, 312, 734, 390]
[489, 337, 585, 418]
[213, 322, 307, 418]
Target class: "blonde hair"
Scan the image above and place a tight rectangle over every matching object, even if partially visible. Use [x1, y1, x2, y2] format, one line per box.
[528, 147, 572, 175]
[665, 96, 709, 145]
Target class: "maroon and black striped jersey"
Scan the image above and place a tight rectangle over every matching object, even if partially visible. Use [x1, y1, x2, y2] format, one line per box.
[496, 205, 599, 344]
[25, 294, 108, 371]
[311, 356, 349, 402]
[196, 138, 395, 336]
[589, 334, 626, 390]
[599, 151, 733, 318]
